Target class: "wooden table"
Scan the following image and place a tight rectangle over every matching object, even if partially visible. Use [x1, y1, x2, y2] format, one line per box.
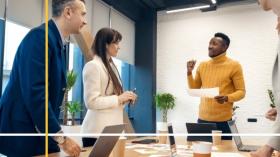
[44, 136, 253, 157]
[125, 138, 250, 157]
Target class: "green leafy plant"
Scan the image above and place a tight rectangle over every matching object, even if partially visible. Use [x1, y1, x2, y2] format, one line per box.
[66, 70, 78, 90]
[268, 89, 276, 108]
[62, 70, 78, 125]
[232, 105, 239, 116]
[154, 93, 176, 122]
[66, 101, 82, 125]
[233, 106, 239, 112]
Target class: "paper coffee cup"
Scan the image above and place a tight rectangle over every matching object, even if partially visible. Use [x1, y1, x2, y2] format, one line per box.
[158, 131, 168, 144]
[212, 130, 222, 145]
[193, 141, 212, 157]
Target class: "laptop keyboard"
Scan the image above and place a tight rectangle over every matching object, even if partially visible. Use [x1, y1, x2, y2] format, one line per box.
[241, 145, 260, 151]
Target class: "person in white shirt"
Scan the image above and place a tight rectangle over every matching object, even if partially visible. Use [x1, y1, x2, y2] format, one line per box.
[251, 0, 280, 156]
[81, 28, 137, 147]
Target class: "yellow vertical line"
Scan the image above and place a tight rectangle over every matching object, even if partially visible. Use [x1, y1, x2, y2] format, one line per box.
[45, 0, 49, 156]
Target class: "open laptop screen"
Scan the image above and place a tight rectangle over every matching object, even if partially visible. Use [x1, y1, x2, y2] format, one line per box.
[227, 120, 242, 147]
[186, 123, 217, 142]
[168, 123, 177, 157]
[168, 124, 175, 145]
[89, 124, 125, 157]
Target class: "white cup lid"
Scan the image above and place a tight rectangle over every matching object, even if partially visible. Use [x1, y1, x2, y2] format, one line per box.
[193, 141, 212, 154]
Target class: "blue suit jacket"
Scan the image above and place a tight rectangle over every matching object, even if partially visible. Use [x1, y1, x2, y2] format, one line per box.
[0, 20, 66, 157]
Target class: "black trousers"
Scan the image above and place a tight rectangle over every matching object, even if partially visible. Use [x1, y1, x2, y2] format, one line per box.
[198, 119, 232, 140]
[82, 137, 97, 147]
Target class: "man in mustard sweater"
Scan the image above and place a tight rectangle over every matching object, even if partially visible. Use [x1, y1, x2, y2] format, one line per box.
[187, 32, 246, 140]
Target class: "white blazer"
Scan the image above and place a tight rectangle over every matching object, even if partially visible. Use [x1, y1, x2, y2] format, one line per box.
[268, 36, 280, 150]
[81, 56, 123, 135]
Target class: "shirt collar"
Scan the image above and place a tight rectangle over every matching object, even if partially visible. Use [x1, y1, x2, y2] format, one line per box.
[52, 18, 69, 46]
[210, 52, 227, 63]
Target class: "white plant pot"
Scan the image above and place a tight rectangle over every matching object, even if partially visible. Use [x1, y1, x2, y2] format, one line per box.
[61, 125, 81, 133]
[156, 122, 168, 132]
[65, 119, 72, 126]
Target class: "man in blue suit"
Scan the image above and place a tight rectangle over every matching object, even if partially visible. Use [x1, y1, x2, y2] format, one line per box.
[0, 0, 87, 156]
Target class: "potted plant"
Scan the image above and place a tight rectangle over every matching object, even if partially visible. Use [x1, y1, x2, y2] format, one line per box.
[66, 101, 82, 125]
[268, 89, 276, 108]
[154, 93, 176, 143]
[62, 70, 78, 125]
[232, 105, 239, 120]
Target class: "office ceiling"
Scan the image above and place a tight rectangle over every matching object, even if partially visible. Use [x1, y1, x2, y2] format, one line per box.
[132, 0, 256, 11]
[102, 0, 256, 21]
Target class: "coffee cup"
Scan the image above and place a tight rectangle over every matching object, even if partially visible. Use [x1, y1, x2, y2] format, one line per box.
[212, 130, 222, 145]
[193, 141, 212, 157]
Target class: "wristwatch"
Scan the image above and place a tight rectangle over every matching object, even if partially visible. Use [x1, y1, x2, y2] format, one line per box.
[54, 135, 66, 145]
[53, 130, 66, 145]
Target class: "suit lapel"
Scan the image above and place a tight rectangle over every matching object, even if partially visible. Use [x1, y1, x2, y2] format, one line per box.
[49, 20, 67, 84]
[273, 43, 280, 106]
[61, 44, 67, 81]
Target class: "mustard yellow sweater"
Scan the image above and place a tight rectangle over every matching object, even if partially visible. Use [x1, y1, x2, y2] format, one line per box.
[187, 53, 246, 122]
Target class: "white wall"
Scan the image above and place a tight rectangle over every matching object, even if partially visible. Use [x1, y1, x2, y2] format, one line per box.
[7, 0, 43, 28]
[85, 0, 94, 33]
[81, 0, 137, 65]
[0, 0, 43, 27]
[0, 0, 5, 19]
[111, 9, 135, 65]
[157, 3, 278, 137]
[46, 0, 135, 65]
[92, 0, 135, 65]
[92, 0, 110, 35]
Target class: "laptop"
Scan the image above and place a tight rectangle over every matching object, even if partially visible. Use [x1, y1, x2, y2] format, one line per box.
[227, 120, 260, 152]
[186, 122, 217, 142]
[168, 123, 177, 157]
[168, 123, 188, 157]
[88, 124, 125, 157]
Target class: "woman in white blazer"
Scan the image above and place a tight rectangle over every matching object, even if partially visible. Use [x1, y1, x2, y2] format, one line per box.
[251, 0, 280, 157]
[81, 28, 137, 147]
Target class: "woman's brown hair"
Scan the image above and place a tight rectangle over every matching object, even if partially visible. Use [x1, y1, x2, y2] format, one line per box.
[92, 28, 123, 95]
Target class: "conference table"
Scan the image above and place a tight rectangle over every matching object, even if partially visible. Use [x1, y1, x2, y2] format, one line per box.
[44, 136, 256, 157]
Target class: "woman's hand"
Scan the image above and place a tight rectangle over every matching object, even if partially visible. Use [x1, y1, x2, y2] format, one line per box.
[265, 108, 277, 121]
[118, 91, 137, 105]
